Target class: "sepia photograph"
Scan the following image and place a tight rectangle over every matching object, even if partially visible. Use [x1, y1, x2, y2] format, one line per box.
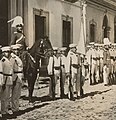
[0, 0, 116, 119]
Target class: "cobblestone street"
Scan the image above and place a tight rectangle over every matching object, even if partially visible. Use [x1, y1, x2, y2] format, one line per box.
[1, 79, 116, 120]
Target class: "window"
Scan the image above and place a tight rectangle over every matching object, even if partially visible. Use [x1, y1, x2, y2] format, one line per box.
[62, 15, 73, 47]
[89, 19, 96, 43]
[102, 15, 108, 38]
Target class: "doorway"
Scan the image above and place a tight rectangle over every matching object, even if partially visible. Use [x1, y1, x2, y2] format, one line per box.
[0, 0, 8, 46]
[35, 15, 46, 41]
[62, 20, 71, 47]
[34, 9, 49, 77]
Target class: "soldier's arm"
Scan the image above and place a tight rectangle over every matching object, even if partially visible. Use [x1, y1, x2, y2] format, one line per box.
[47, 57, 53, 75]
[65, 55, 70, 73]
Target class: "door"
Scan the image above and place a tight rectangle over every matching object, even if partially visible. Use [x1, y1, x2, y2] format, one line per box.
[35, 15, 48, 76]
[62, 20, 71, 47]
[35, 15, 46, 41]
[90, 23, 95, 42]
[0, 0, 8, 46]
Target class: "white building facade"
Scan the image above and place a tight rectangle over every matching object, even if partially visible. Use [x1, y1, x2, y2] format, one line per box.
[0, 0, 116, 47]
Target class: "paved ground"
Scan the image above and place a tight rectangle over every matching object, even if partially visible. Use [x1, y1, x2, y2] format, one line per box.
[1, 79, 116, 120]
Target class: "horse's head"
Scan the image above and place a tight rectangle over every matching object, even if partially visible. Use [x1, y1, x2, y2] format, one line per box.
[29, 36, 53, 59]
[41, 36, 53, 57]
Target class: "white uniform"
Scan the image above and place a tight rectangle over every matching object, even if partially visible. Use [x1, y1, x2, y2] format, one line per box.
[1, 56, 13, 115]
[99, 48, 104, 82]
[90, 48, 98, 84]
[10, 53, 23, 112]
[96, 49, 100, 82]
[66, 51, 81, 97]
[47, 55, 60, 97]
[60, 54, 68, 95]
[86, 48, 92, 82]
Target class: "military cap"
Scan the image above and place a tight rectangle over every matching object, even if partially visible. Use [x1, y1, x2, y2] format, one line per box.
[2, 46, 11, 52]
[69, 43, 77, 48]
[86, 45, 91, 48]
[59, 47, 67, 51]
[8, 16, 24, 28]
[89, 42, 95, 45]
[99, 44, 104, 47]
[53, 47, 58, 51]
[94, 43, 99, 46]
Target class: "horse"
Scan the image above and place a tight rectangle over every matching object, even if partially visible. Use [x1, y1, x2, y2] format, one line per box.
[29, 36, 53, 76]
[21, 36, 53, 102]
[21, 51, 37, 102]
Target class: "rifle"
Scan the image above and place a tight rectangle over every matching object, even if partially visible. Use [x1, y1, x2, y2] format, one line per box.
[80, 55, 84, 96]
[69, 57, 73, 99]
[51, 56, 55, 99]
[60, 57, 64, 98]
[90, 55, 92, 85]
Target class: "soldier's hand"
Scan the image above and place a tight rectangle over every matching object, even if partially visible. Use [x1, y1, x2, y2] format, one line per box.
[2, 84, 6, 91]
[66, 72, 70, 78]
[13, 81, 16, 86]
[48, 72, 53, 75]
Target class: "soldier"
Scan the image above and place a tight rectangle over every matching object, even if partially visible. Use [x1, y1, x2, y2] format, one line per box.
[47, 47, 61, 99]
[98, 44, 104, 83]
[85, 45, 91, 82]
[66, 44, 81, 100]
[10, 44, 23, 115]
[88, 42, 97, 85]
[94, 43, 100, 83]
[83, 55, 89, 80]
[1, 46, 13, 119]
[103, 38, 111, 86]
[8, 16, 27, 52]
[109, 43, 115, 84]
[59, 47, 67, 98]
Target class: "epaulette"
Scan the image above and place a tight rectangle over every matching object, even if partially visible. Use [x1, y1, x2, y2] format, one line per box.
[12, 55, 16, 59]
[11, 53, 16, 58]
[14, 32, 18, 34]
[2, 58, 5, 62]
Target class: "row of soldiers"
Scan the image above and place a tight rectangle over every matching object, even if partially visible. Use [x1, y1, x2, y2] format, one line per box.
[86, 38, 116, 86]
[47, 44, 85, 101]
[0, 44, 23, 119]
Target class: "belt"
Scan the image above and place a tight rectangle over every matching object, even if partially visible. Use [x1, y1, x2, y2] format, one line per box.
[3, 73, 12, 76]
[0, 72, 3, 74]
[97, 58, 100, 60]
[54, 66, 60, 70]
[61, 65, 65, 68]
[110, 56, 114, 59]
[72, 64, 80, 68]
[100, 57, 103, 59]
[92, 58, 97, 60]
[14, 71, 23, 74]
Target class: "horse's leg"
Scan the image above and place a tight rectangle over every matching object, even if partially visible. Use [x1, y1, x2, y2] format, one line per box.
[27, 75, 32, 102]
[28, 71, 37, 102]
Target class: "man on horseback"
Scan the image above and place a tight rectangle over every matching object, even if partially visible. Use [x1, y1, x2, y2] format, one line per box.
[8, 16, 27, 52]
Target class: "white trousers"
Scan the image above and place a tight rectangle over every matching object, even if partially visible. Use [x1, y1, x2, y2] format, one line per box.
[103, 65, 110, 85]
